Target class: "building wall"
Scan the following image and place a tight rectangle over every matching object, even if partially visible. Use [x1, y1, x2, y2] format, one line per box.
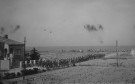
[0, 42, 4, 60]
[9, 44, 24, 68]
[0, 60, 9, 70]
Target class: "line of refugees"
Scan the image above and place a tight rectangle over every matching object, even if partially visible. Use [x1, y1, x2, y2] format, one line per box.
[38, 54, 105, 70]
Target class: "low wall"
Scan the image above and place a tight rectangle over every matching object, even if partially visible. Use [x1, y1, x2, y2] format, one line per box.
[0, 60, 9, 70]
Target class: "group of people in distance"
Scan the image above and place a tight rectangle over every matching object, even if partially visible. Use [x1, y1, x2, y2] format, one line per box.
[38, 54, 105, 70]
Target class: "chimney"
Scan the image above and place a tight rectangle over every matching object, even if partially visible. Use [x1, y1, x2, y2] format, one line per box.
[4, 34, 8, 39]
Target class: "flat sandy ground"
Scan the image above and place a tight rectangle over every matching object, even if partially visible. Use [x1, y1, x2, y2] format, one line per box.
[3, 52, 135, 84]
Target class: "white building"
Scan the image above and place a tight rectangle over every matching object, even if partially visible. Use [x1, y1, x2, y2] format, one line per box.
[0, 35, 24, 70]
[130, 49, 135, 56]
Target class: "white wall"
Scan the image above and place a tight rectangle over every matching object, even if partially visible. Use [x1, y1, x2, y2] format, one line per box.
[131, 49, 135, 56]
[0, 60, 9, 70]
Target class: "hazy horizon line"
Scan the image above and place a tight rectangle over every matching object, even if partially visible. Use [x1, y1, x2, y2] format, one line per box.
[26, 45, 135, 48]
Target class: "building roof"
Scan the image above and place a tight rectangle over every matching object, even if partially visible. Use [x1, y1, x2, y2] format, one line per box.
[0, 36, 24, 45]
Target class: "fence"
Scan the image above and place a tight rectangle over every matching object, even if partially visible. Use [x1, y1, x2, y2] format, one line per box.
[19, 60, 39, 68]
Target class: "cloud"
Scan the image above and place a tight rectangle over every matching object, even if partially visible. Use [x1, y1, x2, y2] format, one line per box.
[44, 29, 47, 31]
[134, 25, 135, 29]
[0, 27, 5, 35]
[84, 24, 97, 32]
[14, 25, 20, 32]
[10, 25, 21, 34]
[43, 28, 53, 34]
[99, 24, 103, 30]
[84, 24, 104, 44]
[84, 24, 103, 32]
[0, 25, 21, 36]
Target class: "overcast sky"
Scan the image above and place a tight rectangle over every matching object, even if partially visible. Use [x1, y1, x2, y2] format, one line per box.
[0, 0, 135, 46]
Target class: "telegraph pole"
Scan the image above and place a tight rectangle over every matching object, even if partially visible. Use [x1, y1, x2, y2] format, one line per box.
[116, 40, 119, 67]
[0, 60, 1, 83]
[23, 37, 26, 80]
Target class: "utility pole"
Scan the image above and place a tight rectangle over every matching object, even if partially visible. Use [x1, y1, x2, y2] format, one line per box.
[23, 37, 26, 80]
[116, 40, 119, 67]
[0, 60, 1, 83]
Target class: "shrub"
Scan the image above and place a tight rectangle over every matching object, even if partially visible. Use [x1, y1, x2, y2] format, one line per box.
[4, 73, 10, 79]
[3, 72, 16, 79]
[10, 73, 16, 78]
[0, 81, 3, 84]
[17, 72, 21, 77]
[30, 48, 40, 60]
[43, 69, 47, 72]
[21, 69, 27, 76]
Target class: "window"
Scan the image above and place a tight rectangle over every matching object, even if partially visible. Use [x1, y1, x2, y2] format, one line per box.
[15, 49, 21, 55]
[10, 48, 13, 53]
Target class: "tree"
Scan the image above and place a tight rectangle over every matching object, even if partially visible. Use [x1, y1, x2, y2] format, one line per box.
[25, 52, 30, 61]
[30, 48, 40, 60]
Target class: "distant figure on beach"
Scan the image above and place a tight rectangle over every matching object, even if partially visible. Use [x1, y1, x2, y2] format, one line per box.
[9, 53, 13, 68]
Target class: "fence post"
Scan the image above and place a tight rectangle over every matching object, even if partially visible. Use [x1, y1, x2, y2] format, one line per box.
[34, 60, 36, 65]
[20, 61, 23, 68]
[30, 60, 32, 65]
[25, 61, 27, 67]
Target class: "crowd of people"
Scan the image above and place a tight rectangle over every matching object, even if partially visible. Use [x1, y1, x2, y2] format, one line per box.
[38, 54, 105, 70]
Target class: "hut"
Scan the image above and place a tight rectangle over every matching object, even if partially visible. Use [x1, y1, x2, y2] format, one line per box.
[0, 35, 24, 69]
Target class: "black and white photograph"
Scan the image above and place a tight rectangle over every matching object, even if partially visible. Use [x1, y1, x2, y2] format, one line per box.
[1, 0, 135, 84]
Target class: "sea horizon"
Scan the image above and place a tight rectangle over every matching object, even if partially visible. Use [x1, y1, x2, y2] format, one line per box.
[26, 45, 135, 52]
